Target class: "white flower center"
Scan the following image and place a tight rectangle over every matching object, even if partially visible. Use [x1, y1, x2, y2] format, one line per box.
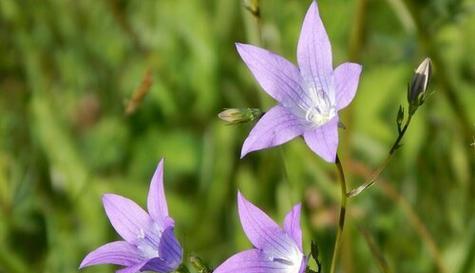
[304, 86, 336, 126]
[266, 242, 303, 273]
[135, 223, 163, 259]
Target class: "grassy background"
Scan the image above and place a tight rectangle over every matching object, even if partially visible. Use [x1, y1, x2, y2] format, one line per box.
[0, 0, 474, 273]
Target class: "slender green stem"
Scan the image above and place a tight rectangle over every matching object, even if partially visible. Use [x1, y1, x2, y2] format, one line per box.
[347, 114, 413, 197]
[330, 154, 348, 273]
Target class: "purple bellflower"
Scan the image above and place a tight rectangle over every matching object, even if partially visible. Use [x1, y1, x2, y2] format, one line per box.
[214, 192, 306, 273]
[236, 0, 362, 162]
[79, 159, 182, 273]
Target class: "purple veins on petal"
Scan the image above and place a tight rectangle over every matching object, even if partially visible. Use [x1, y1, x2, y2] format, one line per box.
[334, 62, 362, 110]
[116, 261, 148, 273]
[297, 0, 333, 99]
[102, 193, 151, 243]
[214, 249, 290, 273]
[283, 204, 303, 251]
[79, 241, 143, 268]
[303, 116, 339, 163]
[241, 105, 304, 158]
[159, 227, 183, 268]
[147, 159, 173, 228]
[235, 43, 310, 109]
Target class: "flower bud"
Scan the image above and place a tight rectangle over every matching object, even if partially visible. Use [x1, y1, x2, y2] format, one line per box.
[218, 108, 263, 125]
[408, 57, 432, 114]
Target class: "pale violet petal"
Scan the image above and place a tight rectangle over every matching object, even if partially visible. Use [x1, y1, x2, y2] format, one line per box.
[147, 159, 172, 228]
[237, 192, 299, 259]
[297, 1, 334, 100]
[236, 43, 311, 108]
[303, 116, 339, 162]
[283, 204, 303, 251]
[298, 256, 308, 273]
[334, 62, 362, 110]
[142, 257, 177, 273]
[102, 194, 151, 243]
[79, 241, 142, 268]
[158, 227, 183, 269]
[115, 261, 148, 273]
[241, 105, 304, 158]
[213, 249, 290, 273]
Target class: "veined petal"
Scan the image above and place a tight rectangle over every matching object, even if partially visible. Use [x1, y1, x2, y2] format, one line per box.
[214, 249, 289, 273]
[116, 261, 148, 273]
[298, 256, 308, 273]
[79, 241, 142, 268]
[297, 1, 333, 100]
[303, 116, 339, 163]
[158, 227, 183, 269]
[334, 62, 362, 110]
[237, 192, 298, 259]
[241, 105, 304, 158]
[102, 194, 151, 243]
[236, 43, 311, 108]
[283, 204, 302, 251]
[147, 159, 172, 227]
[142, 257, 177, 273]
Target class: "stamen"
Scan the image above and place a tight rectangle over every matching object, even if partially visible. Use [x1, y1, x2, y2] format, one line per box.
[273, 257, 294, 266]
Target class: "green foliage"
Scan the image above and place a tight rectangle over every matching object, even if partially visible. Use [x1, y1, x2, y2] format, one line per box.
[0, 0, 474, 273]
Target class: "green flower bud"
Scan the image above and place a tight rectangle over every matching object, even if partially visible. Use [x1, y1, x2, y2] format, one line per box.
[218, 108, 263, 125]
[408, 57, 432, 114]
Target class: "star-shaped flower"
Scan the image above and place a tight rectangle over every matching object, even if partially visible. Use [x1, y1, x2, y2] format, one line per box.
[79, 159, 182, 273]
[237, 0, 362, 162]
[214, 192, 306, 273]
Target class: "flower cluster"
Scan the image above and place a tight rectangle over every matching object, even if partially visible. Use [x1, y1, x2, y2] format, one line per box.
[80, 1, 365, 273]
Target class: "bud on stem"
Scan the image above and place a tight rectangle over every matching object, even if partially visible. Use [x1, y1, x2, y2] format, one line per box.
[218, 108, 263, 125]
[408, 57, 432, 114]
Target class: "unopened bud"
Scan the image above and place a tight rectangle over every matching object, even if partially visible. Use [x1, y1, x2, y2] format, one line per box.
[218, 108, 263, 125]
[408, 57, 432, 114]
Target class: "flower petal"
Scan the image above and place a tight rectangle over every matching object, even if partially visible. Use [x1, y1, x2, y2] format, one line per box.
[102, 194, 151, 243]
[303, 116, 339, 162]
[297, 1, 334, 100]
[241, 105, 304, 158]
[237, 192, 298, 259]
[235, 43, 311, 108]
[79, 241, 142, 268]
[147, 159, 173, 228]
[334, 62, 362, 110]
[142, 257, 177, 273]
[214, 249, 289, 273]
[116, 261, 148, 273]
[283, 204, 302, 251]
[158, 227, 183, 269]
[298, 256, 308, 273]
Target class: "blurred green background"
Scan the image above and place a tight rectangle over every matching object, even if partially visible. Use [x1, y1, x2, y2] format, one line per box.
[1, 0, 474, 273]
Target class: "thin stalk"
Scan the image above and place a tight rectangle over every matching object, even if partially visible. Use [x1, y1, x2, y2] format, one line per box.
[242, 0, 270, 107]
[347, 160, 449, 273]
[330, 155, 348, 273]
[357, 225, 393, 273]
[347, 115, 413, 197]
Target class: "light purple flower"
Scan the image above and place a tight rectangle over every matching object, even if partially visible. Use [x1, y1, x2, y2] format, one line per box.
[236, 0, 362, 162]
[214, 192, 306, 273]
[80, 159, 182, 273]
